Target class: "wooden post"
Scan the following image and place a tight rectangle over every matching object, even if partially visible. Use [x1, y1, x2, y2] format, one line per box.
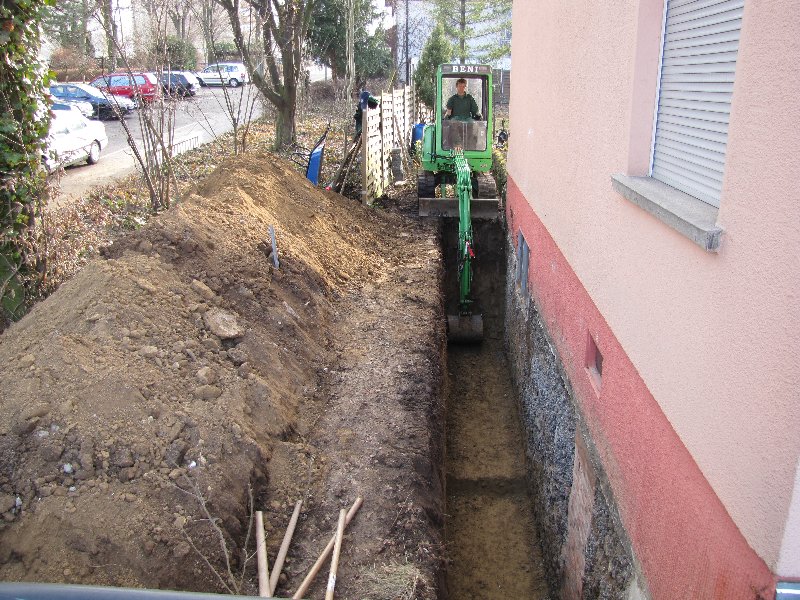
[324, 509, 347, 600]
[361, 103, 369, 205]
[269, 500, 303, 595]
[256, 511, 270, 598]
[291, 497, 363, 600]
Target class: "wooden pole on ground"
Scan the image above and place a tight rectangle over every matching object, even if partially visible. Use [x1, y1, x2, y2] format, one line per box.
[256, 511, 270, 598]
[325, 509, 347, 600]
[269, 499, 303, 595]
[392, 113, 411, 180]
[291, 497, 363, 600]
[338, 137, 362, 193]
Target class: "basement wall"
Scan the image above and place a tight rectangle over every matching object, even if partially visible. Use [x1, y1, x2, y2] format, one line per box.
[504, 231, 643, 600]
[503, 179, 777, 599]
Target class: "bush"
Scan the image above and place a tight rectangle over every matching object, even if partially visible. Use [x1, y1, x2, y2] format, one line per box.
[1, 0, 54, 326]
[50, 46, 97, 82]
[155, 36, 198, 71]
[210, 41, 239, 63]
[491, 147, 507, 203]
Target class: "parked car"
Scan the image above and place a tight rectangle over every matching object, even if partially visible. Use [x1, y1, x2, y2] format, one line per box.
[50, 83, 135, 120]
[159, 71, 197, 97]
[51, 99, 93, 118]
[181, 71, 202, 89]
[197, 63, 249, 87]
[90, 72, 160, 103]
[44, 111, 108, 172]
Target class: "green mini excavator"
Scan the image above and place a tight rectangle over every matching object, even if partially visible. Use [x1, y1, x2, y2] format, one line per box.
[418, 64, 499, 342]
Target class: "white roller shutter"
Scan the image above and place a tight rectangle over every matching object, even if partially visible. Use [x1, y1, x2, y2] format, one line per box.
[650, 0, 743, 208]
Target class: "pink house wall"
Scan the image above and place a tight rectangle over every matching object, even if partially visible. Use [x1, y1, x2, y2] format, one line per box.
[508, 0, 800, 591]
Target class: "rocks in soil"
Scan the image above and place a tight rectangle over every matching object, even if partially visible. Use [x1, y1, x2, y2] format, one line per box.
[39, 442, 64, 463]
[172, 542, 191, 558]
[21, 404, 49, 421]
[139, 346, 159, 358]
[225, 347, 247, 366]
[111, 447, 135, 469]
[0, 495, 15, 514]
[202, 308, 243, 339]
[195, 367, 216, 385]
[164, 439, 189, 466]
[193, 385, 222, 401]
[190, 279, 216, 301]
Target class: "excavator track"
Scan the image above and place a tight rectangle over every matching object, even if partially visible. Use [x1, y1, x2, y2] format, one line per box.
[418, 170, 437, 198]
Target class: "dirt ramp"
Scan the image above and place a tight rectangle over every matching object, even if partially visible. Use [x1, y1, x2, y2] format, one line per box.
[0, 153, 445, 596]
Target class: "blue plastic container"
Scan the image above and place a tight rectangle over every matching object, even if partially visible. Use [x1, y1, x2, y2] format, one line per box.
[412, 123, 425, 145]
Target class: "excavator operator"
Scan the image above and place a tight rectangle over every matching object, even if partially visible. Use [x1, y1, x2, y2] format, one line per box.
[445, 78, 481, 121]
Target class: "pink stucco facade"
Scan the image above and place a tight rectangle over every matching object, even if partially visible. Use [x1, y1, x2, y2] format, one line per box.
[508, 0, 800, 595]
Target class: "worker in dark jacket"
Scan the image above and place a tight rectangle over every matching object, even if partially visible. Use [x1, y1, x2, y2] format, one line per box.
[445, 78, 481, 121]
[354, 91, 379, 137]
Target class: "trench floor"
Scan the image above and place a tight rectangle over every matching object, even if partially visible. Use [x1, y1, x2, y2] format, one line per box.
[445, 329, 550, 599]
[445, 340, 548, 600]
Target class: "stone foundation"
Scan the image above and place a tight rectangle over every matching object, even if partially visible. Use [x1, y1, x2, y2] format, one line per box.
[504, 232, 641, 599]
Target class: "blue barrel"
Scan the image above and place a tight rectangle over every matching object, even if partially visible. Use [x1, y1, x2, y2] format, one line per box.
[412, 123, 425, 144]
[411, 122, 425, 154]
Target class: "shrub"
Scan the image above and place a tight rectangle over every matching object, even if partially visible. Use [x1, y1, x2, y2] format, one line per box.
[50, 46, 96, 82]
[0, 0, 55, 326]
[155, 36, 198, 71]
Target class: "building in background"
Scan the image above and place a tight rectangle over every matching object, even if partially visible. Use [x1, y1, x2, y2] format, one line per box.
[505, 0, 799, 598]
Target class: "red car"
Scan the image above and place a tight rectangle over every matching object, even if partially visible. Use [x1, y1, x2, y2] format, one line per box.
[90, 72, 160, 103]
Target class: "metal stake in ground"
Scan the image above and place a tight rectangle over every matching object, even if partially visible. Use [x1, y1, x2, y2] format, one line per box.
[325, 509, 347, 600]
[269, 225, 280, 269]
[291, 497, 363, 599]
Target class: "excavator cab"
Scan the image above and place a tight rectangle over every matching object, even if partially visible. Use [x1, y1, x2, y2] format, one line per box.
[418, 64, 499, 219]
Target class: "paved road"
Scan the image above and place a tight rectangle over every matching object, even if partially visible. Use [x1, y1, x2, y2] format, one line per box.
[54, 85, 264, 203]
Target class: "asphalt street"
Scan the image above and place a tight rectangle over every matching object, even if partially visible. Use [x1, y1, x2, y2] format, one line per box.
[53, 85, 264, 204]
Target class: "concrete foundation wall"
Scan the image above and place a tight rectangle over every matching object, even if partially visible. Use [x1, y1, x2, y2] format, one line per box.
[504, 233, 639, 599]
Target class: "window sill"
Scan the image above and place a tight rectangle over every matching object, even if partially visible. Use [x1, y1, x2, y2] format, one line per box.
[611, 174, 723, 252]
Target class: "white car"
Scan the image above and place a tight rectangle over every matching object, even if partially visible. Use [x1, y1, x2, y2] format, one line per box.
[51, 99, 94, 118]
[44, 111, 108, 172]
[198, 63, 249, 87]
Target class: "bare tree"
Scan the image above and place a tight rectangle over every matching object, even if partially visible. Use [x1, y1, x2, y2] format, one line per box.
[190, 2, 260, 156]
[345, 0, 355, 101]
[92, 7, 180, 211]
[99, 0, 120, 70]
[168, 0, 192, 40]
[215, 0, 319, 149]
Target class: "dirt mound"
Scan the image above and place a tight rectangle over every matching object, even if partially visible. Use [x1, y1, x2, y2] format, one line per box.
[0, 154, 445, 597]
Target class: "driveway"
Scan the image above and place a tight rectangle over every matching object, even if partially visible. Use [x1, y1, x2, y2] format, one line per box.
[53, 85, 264, 203]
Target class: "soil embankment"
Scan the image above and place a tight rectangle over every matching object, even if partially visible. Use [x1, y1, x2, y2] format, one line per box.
[0, 154, 445, 598]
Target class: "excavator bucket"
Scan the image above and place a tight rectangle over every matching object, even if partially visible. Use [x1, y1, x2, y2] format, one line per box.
[447, 313, 484, 343]
[419, 197, 500, 220]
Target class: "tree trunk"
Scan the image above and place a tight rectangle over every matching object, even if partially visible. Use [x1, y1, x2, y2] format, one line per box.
[101, 0, 119, 70]
[275, 100, 296, 150]
[345, 0, 355, 101]
[202, 0, 215, 63]
[459, 0, 466, 64]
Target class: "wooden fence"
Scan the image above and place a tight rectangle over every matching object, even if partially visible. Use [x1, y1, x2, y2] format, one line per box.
[361, 85, 422, 205]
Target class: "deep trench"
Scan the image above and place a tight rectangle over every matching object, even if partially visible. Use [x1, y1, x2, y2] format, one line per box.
[442, 219, 550, 599]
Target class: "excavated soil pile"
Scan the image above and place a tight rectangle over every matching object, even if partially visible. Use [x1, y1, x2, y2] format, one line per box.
[0, 154, 446, 599]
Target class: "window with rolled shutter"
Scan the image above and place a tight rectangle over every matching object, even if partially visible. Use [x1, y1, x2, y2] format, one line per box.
[650, 0, 743, 208]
